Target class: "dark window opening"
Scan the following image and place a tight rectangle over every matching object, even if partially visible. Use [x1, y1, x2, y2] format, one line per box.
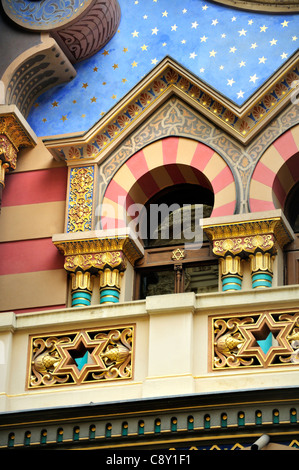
[134, 183, 217, 300]
[137, 262, 218, 299]
[285, 182, 299, 232]
[139, 183, 214, 248]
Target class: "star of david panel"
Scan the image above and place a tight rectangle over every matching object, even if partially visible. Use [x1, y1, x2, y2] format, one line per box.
[27, 325, 134, 388]
[211, 309, 299, 369]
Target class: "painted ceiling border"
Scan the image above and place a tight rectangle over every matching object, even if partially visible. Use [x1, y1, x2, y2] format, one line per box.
[44, 53, 299, 162]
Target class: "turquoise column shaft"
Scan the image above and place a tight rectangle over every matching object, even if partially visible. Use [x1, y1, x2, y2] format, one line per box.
[71, 290, 92, 307]
[222, 276, 242, 292]
[252, 272, 273, 289]
[100, 287, 120, 304]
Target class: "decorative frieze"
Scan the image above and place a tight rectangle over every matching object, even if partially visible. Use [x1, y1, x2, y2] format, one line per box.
[45, 55, 299, 163]
[28, 325, 134, 388]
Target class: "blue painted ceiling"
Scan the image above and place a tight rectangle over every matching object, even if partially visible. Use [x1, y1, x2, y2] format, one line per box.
[27, 0, 299, 137]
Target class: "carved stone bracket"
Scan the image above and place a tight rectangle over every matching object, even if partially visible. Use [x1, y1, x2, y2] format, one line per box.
[203, 210, 294, 291]
[53, 230, 143, 306]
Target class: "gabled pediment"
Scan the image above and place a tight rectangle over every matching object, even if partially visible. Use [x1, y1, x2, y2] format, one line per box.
[45, 54, 299, 162]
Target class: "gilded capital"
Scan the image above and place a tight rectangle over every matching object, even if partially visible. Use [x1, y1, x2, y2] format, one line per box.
[250, 252, 275, 274]
[203, 212, 294, 258]
[70, 270, 94, 292]
[65, 251, 127, 273]
[53, 232, 143, 267]
[0, 107, 37, 187]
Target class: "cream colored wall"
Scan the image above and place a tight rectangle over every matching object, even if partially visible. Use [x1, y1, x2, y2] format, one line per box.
[1, 286, 299, 413]
[0, 270, 67, 311]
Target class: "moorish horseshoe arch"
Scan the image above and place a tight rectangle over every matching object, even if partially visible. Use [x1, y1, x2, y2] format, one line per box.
[249, 125, 299, 213]
[99, 136, 237, 230]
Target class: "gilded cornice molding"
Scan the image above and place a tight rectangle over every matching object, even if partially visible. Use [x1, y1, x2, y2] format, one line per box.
[203, 210, 295, 257]
[53, 230, 144, 267]
[0, 113, 36, 153]
[44, 54, 299, 162]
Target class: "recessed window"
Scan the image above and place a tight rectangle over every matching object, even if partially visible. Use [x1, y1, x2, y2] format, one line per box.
[140, 183, 214, 248]
[134, 183, 217, 299]
[285, 182, 299, 232]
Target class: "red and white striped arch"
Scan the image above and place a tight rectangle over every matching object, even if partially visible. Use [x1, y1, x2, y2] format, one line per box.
[101, 137, 236, 229]
[250, 126, 299, 212]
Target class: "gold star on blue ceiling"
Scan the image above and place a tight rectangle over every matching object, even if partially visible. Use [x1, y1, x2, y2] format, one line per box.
[27, 0, 299, 137]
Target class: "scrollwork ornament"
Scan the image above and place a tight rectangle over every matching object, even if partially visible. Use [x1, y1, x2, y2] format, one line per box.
[212, 310, 299, 370]
[212, 234, 276, 257]
[28, 326, 134, 388]
[64, 251, 126, 272]
[213, 317, 254, 368]
[30, 336, 71, 387]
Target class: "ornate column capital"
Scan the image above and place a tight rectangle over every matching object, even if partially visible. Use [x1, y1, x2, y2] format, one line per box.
[53, 229, 144, 305]
[0, 105, 37, 188]
[203, 210, 294, 291]
[53, 229, 144, 267]
[203, 210, 294, 258]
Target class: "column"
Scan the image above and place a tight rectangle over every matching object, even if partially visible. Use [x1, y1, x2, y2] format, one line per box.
[53, 232, 143, 307]
[70, 270, 94, 307]
[220, 255, 243, 292]
[203, 212, 294, 292]
[98, 251, 126, 304]
[250, 251, 275, 289]
[99, 268, 124, 304]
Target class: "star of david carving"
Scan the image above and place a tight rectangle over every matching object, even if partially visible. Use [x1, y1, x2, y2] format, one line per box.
[54, 331, 109, 383]
[237, 312, 294, 366]
[172, 248, 185, 261]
